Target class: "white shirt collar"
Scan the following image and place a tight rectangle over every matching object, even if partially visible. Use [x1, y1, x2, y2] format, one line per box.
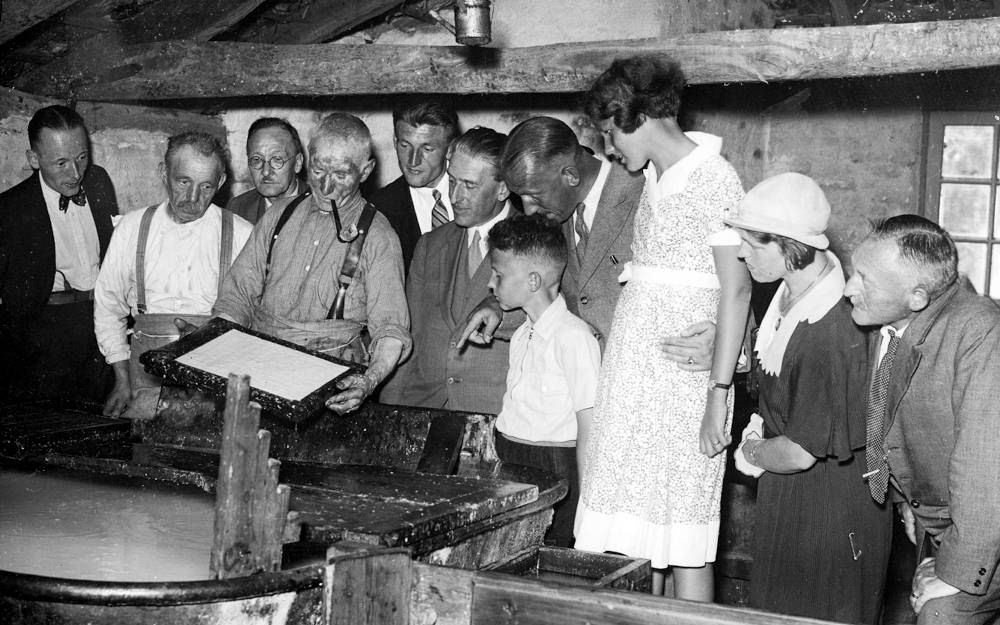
[644, 131, 723, 197]
[468, 202, 511, 246]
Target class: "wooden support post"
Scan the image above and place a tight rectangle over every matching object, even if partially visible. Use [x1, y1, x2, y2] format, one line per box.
[210, 373, 290, 579]
[324, 543, 413, 625]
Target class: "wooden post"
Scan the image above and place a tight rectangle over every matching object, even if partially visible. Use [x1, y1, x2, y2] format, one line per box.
[210, 373, 290, 579]
[324, 543, 413, 625]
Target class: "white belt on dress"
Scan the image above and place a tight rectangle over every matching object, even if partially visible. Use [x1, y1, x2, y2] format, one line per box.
[618, 262, 720, 290]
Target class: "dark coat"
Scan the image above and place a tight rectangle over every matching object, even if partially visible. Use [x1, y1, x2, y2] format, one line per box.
[370, 176, 422, 276]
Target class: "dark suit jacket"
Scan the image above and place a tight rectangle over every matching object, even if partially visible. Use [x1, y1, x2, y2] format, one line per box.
[878, 281, 1000, 594]
[0, 166, 118, 324]
[226, 179, 304, 225]
[381, 217, 525, 414]
[561, 164, 644, 347]
[370, 176, 422, 275]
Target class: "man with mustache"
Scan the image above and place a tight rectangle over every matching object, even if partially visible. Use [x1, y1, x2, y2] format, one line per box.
[0, 105, 119, 403]
[371, 100, 458, 275]
[227, 117, 306, 224]
[381, 126, 523, 414]
[214, 113, 410, 414]
[94, 131, 253, 418]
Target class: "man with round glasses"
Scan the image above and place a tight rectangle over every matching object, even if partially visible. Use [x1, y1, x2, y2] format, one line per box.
[227, 117, 306, 224]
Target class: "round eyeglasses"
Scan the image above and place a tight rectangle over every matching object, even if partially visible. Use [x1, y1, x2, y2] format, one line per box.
[248, 155, 292, 171]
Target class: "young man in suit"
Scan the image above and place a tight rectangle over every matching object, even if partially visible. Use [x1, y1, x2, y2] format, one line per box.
[0, 105, 119, 402]
[459, 116, 715, 368]
[226, 117, 306, 224]
[370, 100, 459, 275]
[846, 215, 1000, 624]
[381, 127, 522, 414]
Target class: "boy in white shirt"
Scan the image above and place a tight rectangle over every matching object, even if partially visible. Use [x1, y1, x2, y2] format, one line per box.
[487, 213, 601, 547]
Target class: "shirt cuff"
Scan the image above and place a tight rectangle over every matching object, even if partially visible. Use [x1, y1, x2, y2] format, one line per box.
[369, 323, 413, 361]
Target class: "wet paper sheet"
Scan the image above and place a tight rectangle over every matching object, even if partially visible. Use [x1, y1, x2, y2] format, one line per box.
[175, 329, 349, 401]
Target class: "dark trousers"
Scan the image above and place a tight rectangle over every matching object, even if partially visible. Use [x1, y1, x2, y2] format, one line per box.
[495, 433, 578, 548]
[1, 301, 111, 404]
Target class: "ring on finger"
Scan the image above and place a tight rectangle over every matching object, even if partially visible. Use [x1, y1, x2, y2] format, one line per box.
[686, 356, 694, 365]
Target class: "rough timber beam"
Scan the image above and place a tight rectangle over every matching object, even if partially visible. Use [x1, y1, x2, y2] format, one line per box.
[20, 17, 1000, 100]
[231, 0, 405, 45]
[0, 0, 81, 46]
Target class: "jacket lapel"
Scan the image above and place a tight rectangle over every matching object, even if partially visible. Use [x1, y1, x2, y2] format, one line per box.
[578, 167, 638, 290]
[441, 227, 466, 328]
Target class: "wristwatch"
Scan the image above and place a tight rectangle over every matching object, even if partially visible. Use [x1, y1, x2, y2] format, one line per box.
[708, 378, 732, 390]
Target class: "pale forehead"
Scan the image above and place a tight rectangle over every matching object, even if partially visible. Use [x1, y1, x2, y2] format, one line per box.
[310, 136, 368, 165]
[167, 145, 224, 178]
[33, 126, 88, 154]
[395, 122, 451, 145]
[853, 238, 906, 275]
[248, 127, 297, 154]
[448, 149, 495, 179]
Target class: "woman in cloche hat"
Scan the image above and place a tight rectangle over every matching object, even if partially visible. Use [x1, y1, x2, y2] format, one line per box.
[727, 172, 892, 624]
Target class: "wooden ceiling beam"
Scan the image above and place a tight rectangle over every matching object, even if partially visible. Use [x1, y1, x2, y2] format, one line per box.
[230, 0, 405, 45]
[18, 17, 1000, 100]
[0, 0, 81, 46]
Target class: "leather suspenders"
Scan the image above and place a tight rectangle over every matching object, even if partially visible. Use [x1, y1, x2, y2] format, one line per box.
[135, 205, 234, 314]
[264, 190, 379, 321]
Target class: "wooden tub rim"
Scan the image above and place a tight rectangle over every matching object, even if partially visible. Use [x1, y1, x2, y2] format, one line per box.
[0, 565, 324, 606]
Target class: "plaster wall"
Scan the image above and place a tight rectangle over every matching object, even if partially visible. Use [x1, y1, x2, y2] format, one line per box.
[0, 90, 226, 214]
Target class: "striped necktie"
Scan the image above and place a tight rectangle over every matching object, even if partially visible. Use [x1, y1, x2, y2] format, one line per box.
[865, 329, 900, 503]
[574, 202, 589, 265]
[431, 189, 449, 229]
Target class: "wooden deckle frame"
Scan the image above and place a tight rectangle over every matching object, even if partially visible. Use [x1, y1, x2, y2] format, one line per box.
[176, 329, 350, 402]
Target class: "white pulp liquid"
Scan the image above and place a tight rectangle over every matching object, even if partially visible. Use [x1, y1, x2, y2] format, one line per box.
[0, 468, 215, 582]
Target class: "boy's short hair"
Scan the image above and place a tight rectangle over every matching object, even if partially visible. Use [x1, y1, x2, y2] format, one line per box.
[488, 213, 568, 276]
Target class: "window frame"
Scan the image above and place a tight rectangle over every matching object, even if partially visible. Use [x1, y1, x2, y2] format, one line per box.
[924, 110, 1000, 296]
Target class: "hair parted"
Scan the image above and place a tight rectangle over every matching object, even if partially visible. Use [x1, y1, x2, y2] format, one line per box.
[500, 117, 580, 184]
[451, 126, 508, 180]
[868, 214, 958, 298]
[393, 100, 459, 139]
[165, 131, 229, 175]
[309, 113, 374, 161]
[247, 117, 304, 156]
[583, 56, 686, 133]
[28, 105, 87, 149]
[744, 230, 818, 272]
[488, 213, 568, 271]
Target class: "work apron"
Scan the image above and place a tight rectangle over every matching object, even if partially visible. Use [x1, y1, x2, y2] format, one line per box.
[126, 205, 234, 419]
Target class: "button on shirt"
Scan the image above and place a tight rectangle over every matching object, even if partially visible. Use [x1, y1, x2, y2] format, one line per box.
[575, 158, 611, 245]
[94, 203, 253, 364]
[409, 176, 452, 234]
[497, 294, 602, 444]
[40, 176, 100, 291]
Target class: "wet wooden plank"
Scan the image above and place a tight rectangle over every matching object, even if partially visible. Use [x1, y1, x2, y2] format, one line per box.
[0, 0, 78, 46]
[325, 544, 412, 625]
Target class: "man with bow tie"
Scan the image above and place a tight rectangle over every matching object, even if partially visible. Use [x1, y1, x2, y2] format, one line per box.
[0, 105, 119, 403]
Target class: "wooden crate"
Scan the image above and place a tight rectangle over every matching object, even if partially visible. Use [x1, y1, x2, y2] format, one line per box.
[483, 545, 652, 592]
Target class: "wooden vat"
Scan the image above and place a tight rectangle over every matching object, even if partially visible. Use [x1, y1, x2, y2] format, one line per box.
[0, 400, 564, 624]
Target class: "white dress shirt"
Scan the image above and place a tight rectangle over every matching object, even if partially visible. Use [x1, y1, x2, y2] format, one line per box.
[94, 203, 252, 364]
[40, 176, 100, 291]
[576, 157, 611, 244]
[409, 175, 452, 234]
[497, 294, 602, 444]
[467, 202, 511, 256]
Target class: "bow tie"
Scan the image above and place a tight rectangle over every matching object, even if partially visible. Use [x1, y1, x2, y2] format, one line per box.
[59, 188, 87, 212]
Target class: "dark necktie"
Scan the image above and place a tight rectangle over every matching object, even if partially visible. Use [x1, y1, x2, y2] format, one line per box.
[59, 188, 87, 212]
[865, 328, 900, 503]
[574, 202, 589, 265]
[431, 189, 449, 229]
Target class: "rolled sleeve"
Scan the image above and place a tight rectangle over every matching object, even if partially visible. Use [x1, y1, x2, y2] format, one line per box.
[359, 215, 411, 357]
[93, 215, 138, 364]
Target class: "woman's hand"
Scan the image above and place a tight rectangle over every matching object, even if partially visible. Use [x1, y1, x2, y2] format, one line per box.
[699, 390, 731, 457]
